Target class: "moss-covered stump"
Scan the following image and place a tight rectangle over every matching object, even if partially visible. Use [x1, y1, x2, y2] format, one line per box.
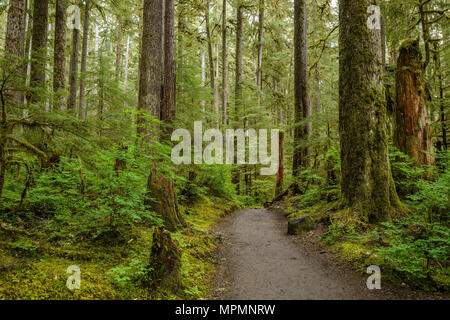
[146, 165, 187, 232]
[148, 227, 182, 293]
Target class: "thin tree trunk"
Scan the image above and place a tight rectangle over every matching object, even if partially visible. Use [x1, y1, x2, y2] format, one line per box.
[68, 27, 80, 111]
[339, 0, 401, 223]
[4, 0, 26, 108]
[275, 131, 285, 197]
[256, 0, 264, 106]
[78, 2, 90, 120]
[205, 0, 216, 122]
[124, 35, 130, 95]
[53, 0, 66, 110]
[293, 0, 310, 176]
[221, 0, 227, 125]
[115, 18, 123, 81]
[138, 0, 163, 141]
[232, 3, 244, 194]
[201, 50, 206, 115]
[29, 0, 48, 104]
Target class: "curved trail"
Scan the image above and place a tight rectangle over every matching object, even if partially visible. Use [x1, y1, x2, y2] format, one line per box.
[213, 208, 435, 300]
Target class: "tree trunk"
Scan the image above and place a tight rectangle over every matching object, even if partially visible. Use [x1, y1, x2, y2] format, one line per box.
[68, 27, 80, 111]
[205, 0, 216, 124]
[293, 0, 310, 176]
[145, 165, 187, 232]
[53, 0, 66, 110]
[275, 131, 285, 198]
[394, 39, 434, 165]
[29, 0, 48, 104]
[4, 0, 26, 108]
[138, 0, 163, 141]
[256, 0, 264, 106]
[339, 0, 400, 223]
[161, 0, 175, 139]
[221, 0, 227, 125]
[148, 227, 181, 293]
[115, 17, 123, 81]
[124, 35, 130, 95]
[232, 3, 244, 194]
[78, 2, 90, 120]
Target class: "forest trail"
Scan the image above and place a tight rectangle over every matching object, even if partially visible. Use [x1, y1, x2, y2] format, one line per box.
[212, 208, 433, 300]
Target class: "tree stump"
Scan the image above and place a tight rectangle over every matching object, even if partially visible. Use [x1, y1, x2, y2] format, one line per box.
[394, 39, 434, 166]
[148, 227, 181, 293]
[145, 165, 187, 232]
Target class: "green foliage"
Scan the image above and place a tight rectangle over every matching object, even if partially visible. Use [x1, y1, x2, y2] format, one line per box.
[389, 145, 425, 198]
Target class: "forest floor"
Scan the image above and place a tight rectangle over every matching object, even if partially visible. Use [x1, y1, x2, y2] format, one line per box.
[210, 208, 448, 300]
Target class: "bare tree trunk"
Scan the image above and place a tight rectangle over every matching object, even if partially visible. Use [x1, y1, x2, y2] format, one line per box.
[161, 0, 175, 140]
[137, 0, 163, 141]
[4, 0, 26, 108]
[256, 0, 264, 106]
[221, 0, 227, 125]
[124, 35, 130, 95]
[29, 0, 48, 104]
[275, 131, 285, 198]
[293, 0, 310, 176]
[53, 0, 66, 110]
[232, 3, 244, 194]
[115, 17, 123, 81]
[68, 27, 80, 111]
[201, 50, 206, 115]
[78, 2, 90, 120]
[205, 0, 216, 124]
[394, 39, 434, 165]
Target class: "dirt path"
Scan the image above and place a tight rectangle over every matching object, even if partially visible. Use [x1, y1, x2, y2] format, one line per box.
[212, 208, 443, 300]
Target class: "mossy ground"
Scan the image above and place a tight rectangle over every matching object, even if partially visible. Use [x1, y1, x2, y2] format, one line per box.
[0, 196, 238, 300]
[282, 199, 449, 293]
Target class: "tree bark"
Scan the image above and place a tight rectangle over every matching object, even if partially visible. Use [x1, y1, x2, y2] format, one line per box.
[138, 0, 163, 141]
[205, 0, 216, 124]
[53, 0, 66, 110]
[29, 0, 48, 104]
[275, 131, 285, 198]
[293, 0, 310, 176]
[339, 0, 400, 223]
[115, 17, 123, 81]
[221, 0, 227, 125]
[161, 0, 175, 139]
[256, 0, 264, 106]
[145, 165, 187, 232]
[68, 27, 80, 111]
[78, 2, 90, 120]
[4, 0, 26, 108]
[148, 227, 181, 293]
[394, 39, 434, 165]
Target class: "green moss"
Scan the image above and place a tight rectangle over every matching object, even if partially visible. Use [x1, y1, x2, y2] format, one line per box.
[0, 195, 238, 300]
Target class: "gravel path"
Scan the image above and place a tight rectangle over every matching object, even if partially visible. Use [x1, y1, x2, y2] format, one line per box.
[212, 208, 446, 300]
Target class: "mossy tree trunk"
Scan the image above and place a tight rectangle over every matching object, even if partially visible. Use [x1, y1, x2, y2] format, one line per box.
[145, 165, 187, 232]
[339, 0, 400, 223]
[148, 227, 181, 293]
[394, 39, 434, 166]
[78, 2, 90, 120]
